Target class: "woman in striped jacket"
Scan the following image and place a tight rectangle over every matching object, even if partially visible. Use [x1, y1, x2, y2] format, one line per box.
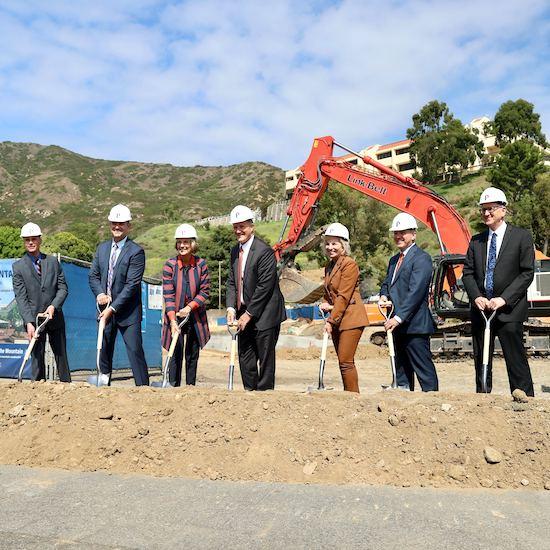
[161, 224, 210, 385]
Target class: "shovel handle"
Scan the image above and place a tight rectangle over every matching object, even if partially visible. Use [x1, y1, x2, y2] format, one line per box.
[377, 301, 394, 320]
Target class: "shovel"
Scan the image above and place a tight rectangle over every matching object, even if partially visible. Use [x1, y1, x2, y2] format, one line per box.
[18, 313, 50, 382]
[152, 314, 190, 389]
[227, 324, 239, 390]
[87, 299, 112, 387]
[480, 309, 497, 394]
[378, 301, 398, 389]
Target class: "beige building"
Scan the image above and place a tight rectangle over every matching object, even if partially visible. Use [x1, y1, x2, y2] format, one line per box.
[285, 116, 501, 197]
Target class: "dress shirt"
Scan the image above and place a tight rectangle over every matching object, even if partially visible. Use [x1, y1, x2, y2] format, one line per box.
[392, 243, 416, 324]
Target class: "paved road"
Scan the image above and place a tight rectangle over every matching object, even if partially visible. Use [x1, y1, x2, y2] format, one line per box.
[0, 465, 548, 549]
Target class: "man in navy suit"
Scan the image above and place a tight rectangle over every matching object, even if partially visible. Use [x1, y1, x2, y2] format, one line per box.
[379, 213, 438, 391]
[463, 187, 535, 396]
[89, 204, 149, 386]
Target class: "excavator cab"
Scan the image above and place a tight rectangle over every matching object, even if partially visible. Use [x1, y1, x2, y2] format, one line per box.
[431, 254, 471, 320]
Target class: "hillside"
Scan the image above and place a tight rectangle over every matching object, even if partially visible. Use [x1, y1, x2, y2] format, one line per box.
[0, 141, 285, 235]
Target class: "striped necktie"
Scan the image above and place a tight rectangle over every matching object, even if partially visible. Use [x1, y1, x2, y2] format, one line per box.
[237, 245, 244, 310]
[107, 242, 118, 296]
[35, 257, 42, 276]
[391, 253, 404, 283]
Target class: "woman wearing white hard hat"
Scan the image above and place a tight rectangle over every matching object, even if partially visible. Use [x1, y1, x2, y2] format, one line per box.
[319, 223, 368, 392]
[161, 223, 210, 386]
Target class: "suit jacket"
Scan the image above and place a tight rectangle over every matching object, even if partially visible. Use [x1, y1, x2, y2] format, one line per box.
[89, 239, 145, 326]
[226, 236, 286, 331]
[323, 255, 368, 330]
[462, 224, 534, 322]
[161, 255, 211, 350]
[12, 254, 68, 328]
[379, 244, 435, 334]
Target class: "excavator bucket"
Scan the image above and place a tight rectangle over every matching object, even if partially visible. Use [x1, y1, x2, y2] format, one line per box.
[279, 267, 324, 304]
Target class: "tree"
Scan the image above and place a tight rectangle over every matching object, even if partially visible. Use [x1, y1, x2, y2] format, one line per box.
[487, 140, 545, 202]
[486, 99, 547, 147]
[43, 232, 95, 261]
[407, 100, 484, 183]
[199, 226, 235, 309]
[0, 226, 24, 258]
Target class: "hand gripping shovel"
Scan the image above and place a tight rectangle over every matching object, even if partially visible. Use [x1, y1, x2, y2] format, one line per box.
[378, 302, 398, 390]
[227, 324, 239, 390]
[87, 299, 112, 387]
[480, 309, 497, 394]
[18, 313, 50, 382]
[152, 314, 190, 389]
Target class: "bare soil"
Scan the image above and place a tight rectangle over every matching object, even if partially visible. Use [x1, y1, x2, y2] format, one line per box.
[1, 348, 549, 490]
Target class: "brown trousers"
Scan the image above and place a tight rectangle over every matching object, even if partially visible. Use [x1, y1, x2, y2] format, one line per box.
[331, 327, 364, 393]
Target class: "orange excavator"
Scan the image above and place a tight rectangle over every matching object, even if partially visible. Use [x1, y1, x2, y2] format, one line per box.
[274, 136, 550, 355]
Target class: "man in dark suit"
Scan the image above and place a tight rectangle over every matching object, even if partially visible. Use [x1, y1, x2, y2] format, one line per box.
[226, 205, 286, 390]
[463, 187, 535, 396]
[379, 213, 438, 391]
[12, 223, 71, 382]
[89, 204, 149, 386]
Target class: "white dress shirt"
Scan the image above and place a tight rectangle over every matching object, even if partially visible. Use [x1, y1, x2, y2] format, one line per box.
[392, 243, 416, 324]
[228, 235, 255, 313]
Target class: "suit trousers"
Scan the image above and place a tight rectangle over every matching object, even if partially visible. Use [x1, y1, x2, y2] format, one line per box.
[100, 320, 149, 386]
[168, 323, 200, 386]
[393, 332, 438, 392]
[238, 319, 280, 391]
[471, 316, 534, 396]
[31, 321, 71, 382]
[331, 327, 363, 393]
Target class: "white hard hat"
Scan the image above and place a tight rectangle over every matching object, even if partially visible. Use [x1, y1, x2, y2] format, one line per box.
[230, 205, 255, 224]
[174, 223, 198, 240]
[479, 187, 507, 205]
[108, 204, 132, 222]
[324, 222, 350, 241]
[20, 222, 42, 238]
[390, 213, 418, 231]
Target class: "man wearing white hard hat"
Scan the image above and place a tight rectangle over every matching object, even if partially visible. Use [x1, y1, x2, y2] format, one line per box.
[379, 212, 438, 391]
[319, 223, 368, 392]
[89, 204, 149, 386]
[226, 205, 286, 390]
[463, 187, 535, 396]
[160, 223, 210, 386]
[12, 223, 71, 382]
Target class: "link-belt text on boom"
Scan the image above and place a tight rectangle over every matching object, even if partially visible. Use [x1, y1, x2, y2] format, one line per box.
[346, 174, 388, 195]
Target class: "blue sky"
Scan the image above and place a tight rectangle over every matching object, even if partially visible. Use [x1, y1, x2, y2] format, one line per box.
[0, 0, 548, 169]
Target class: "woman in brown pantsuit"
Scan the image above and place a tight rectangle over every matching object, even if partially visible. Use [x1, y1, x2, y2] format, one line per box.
[320, 223, 369, 393]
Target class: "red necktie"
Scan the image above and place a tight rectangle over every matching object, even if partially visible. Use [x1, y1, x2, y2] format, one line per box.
[391, 253, 404, 283]
[236, 246, 243, 310]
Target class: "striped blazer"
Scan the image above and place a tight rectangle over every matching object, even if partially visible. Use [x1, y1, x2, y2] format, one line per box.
[161, 255, 211, 350]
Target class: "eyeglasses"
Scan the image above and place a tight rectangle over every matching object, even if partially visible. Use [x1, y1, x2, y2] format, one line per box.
[479, 205, 505, 214]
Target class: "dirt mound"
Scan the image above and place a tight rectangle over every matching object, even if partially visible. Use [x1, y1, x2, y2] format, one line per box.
[1, 381, 548, 490]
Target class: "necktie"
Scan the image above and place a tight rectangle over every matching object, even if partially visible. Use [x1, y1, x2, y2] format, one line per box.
[236, 246, 243, 310]
[391, 253, 404, 283]
[35, 257, 42, 276]
[107, 242, 118, 296]
[486, 232, 497, 299]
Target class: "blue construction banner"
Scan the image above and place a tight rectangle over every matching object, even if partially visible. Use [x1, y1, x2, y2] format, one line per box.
[0, 256, 162, 378]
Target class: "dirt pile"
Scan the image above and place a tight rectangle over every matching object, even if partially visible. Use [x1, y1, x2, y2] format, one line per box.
[1, 381, 548, 490]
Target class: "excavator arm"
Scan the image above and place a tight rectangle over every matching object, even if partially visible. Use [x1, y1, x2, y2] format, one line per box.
[273, 136, 471, 265]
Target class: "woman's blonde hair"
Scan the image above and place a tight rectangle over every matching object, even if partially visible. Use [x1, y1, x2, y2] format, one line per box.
[323, 236, 350, 258]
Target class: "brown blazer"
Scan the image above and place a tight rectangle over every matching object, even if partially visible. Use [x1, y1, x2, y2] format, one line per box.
[324, 255, 368, 330]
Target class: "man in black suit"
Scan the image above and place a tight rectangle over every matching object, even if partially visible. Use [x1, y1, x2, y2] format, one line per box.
[463, 187, 535, 396]
[226, 205, 286, 390]
[12, 223, 71, 382]
[89, 204, 149, 386]
[379, 213, 438, 391]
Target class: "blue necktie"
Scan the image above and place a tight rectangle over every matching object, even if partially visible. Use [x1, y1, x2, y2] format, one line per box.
[486, 232, 497, 299]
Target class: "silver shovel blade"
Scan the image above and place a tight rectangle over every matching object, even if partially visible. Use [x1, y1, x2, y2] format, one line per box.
[87, 374, 109, 387]
[151, 380, 173, 388]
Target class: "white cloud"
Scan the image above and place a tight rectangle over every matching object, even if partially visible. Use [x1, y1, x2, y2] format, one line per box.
[0, 0, 548, 169]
